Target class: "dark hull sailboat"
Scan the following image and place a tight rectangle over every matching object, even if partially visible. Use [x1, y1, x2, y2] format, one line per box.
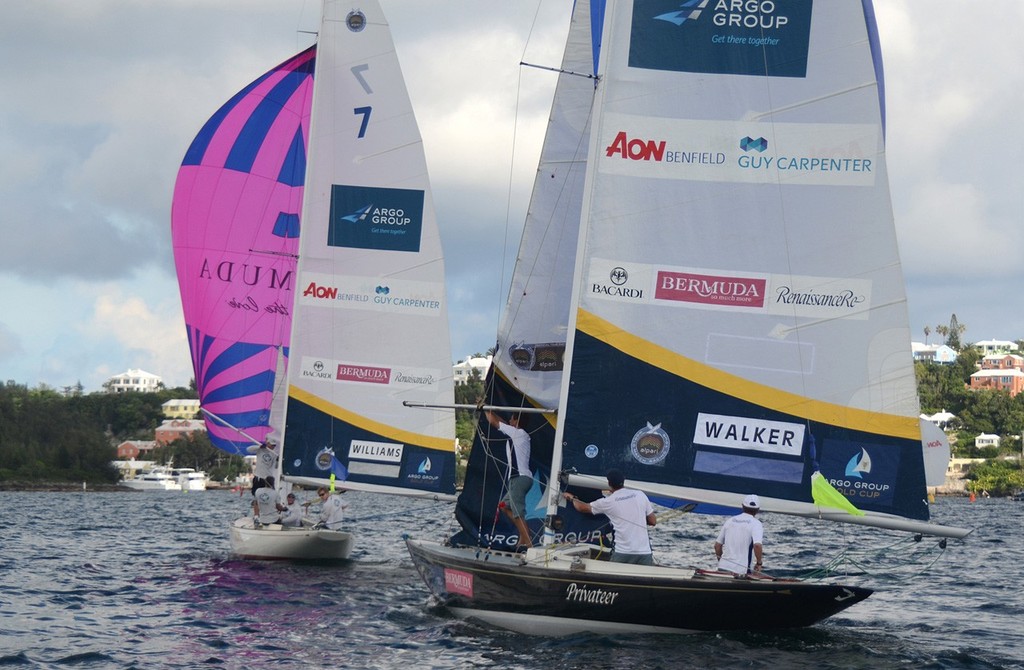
[407, 0, 968, 636]
[407, 540, 871, 635]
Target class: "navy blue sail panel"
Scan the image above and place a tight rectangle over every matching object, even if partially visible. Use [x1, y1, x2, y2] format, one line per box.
[559, 327, 930, 522]
[281, 394, 456, 496]
[450, 369, 609, 549]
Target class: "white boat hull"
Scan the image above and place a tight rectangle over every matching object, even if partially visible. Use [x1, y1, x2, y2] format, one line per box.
[229, 517, 354, 561]
[120, 478, 181, 491]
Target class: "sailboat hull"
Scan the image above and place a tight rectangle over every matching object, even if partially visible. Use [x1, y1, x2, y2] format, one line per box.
[407, 539, 871, 635]
[229, 517, 354, 561]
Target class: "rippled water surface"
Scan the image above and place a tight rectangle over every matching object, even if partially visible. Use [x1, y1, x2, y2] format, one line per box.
[1, 491, 1021, 669]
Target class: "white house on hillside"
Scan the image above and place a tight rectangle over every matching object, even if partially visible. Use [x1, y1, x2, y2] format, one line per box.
[921, 409, 956, 429]
[453, 355, 492, 385]
[911, 342, 957, 364]
[974, 339, 1018, 355]
[106, 369, 163, 394]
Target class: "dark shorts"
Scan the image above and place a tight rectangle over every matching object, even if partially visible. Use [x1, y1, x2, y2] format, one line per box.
[251, 477, 269, 496]
[610, 552, 654, 566]
[500, 475, 532, 518]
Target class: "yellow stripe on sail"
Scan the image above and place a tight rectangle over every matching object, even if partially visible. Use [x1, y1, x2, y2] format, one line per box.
[289, 385, 454, 452]
[575, 309, 920, 441]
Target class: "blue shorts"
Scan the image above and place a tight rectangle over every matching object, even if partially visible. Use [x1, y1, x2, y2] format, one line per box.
[500, 475, 532, 518]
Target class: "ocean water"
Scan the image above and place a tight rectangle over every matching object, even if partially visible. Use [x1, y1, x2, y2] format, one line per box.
[1, 490, 1021, 669]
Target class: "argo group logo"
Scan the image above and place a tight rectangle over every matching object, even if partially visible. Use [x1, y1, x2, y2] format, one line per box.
[328, 184, 424, 253]
[630, 0, 814, 78]
[822, 441, 896, 506]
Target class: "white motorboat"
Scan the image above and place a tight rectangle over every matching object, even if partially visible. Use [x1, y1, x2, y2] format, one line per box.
[120, 466, 181, 491]
[229, 517, 354, 561]
[171, 468, 209, 491]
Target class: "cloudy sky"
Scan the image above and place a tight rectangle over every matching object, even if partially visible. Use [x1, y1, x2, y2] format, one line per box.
[1, 1, 1021, 392]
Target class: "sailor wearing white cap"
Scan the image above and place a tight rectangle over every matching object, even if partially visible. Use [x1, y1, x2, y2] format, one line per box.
[713, 494, 764, 575]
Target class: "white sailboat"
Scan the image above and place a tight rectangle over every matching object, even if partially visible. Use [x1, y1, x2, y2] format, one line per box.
[173, 0, 456, 561]
[407, 0, 970, 634]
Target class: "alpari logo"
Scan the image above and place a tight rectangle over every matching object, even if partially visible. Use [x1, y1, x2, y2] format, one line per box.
[845, 448, 872, 479]
[741, 136, 768, 152]
[342, 204, 373, 223]
[654, 0, 710, 26]
[417, 458, 431, 475]
[610, 267, 628, 286]
[606, 132, 666, 162]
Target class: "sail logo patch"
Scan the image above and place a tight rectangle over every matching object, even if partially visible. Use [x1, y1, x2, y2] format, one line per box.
[588, 261, 647, 302]
[845, 448, 872, 478]
[821, 441, 897, 505]
[597, 114, 879, 187]
[741, 136, 768, 152]
[605, 131, 726, 166]
[349, 440, 404, 463]
[509, 342, 566, 371]
[337, 364, 392, 384]
[297, 272, 444, 315]
[655, 271, 766, 308]
[630, 0, 813, 78]
[403, 453, 444, 490]
[328, 184, 424, 252]
[630, 422, 671, 465]
[653, 0, 710, 26]
[694, 413, 805, 456]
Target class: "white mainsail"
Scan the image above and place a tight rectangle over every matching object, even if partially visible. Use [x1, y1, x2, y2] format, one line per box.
[548, 0, 967, 538]
[280, 0, 456, 499]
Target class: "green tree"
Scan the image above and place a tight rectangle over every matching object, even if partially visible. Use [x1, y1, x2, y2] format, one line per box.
[944, 313, 966, 350]
[965, 459, 1024, 496]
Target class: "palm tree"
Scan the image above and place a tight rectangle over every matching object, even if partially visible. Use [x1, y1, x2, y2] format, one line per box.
[924, 326, 931, 345]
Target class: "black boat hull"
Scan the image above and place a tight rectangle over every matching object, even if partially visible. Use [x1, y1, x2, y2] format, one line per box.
[407, 539, 872, 635]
